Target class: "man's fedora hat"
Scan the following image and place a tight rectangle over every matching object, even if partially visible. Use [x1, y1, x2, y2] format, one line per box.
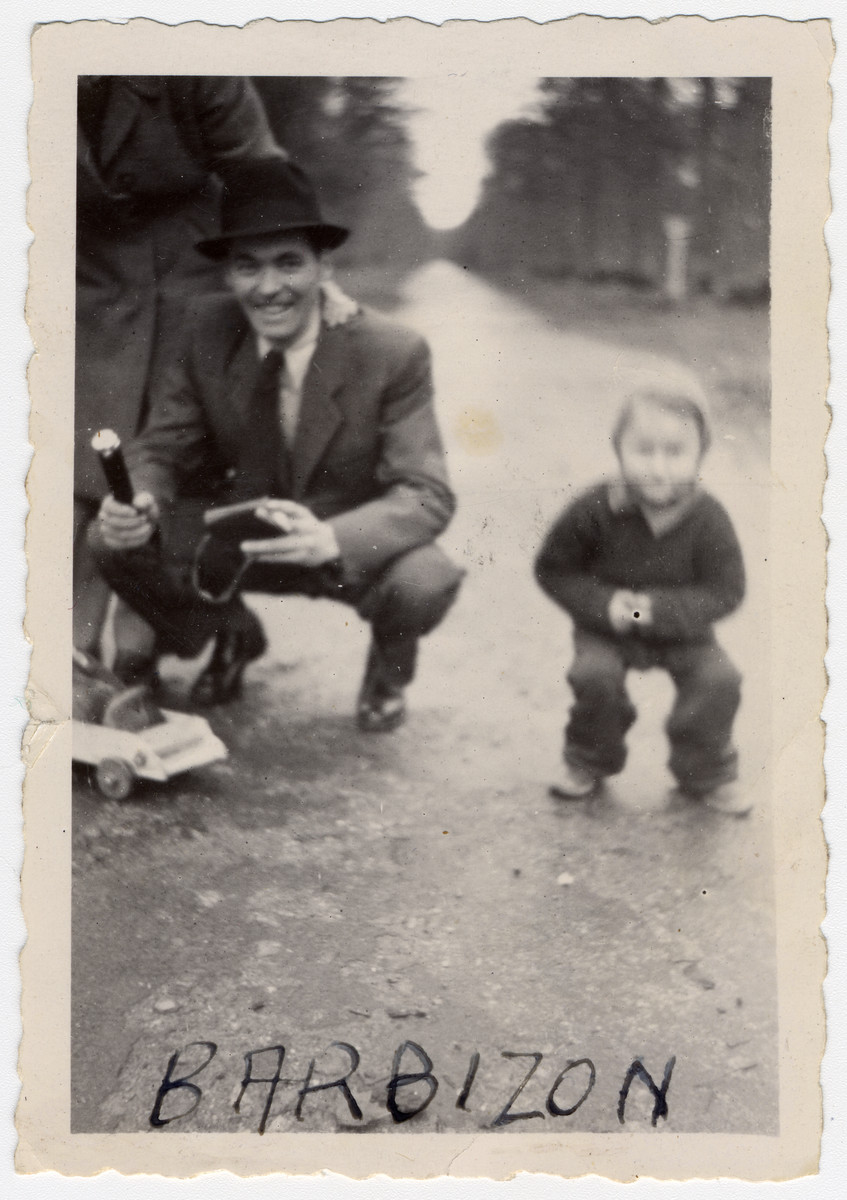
[197, 159, 349, 259]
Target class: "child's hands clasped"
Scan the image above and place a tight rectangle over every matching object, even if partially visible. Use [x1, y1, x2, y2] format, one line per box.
[608, 589, 653, 633]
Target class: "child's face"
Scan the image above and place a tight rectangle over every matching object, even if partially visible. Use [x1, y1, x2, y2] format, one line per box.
[616, 399, 704, 508]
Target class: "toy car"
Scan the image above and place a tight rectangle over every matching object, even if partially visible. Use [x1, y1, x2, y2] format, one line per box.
[72, 649, 228, 800]
[73, 708, 228, 800]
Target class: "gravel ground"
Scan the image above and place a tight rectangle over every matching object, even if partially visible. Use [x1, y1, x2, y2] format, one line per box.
[71, 263, 776, 1136]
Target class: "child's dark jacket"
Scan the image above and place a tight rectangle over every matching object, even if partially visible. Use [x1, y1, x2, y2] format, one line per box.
[535, 483, 745, 644]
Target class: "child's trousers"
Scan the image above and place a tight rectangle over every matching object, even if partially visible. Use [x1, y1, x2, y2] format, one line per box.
[564, 629, 741, 794]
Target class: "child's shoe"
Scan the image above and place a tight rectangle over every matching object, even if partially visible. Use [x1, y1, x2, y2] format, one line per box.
[677, 782, 752, 817]
[549, 763, 599, 800]
[702, 784, 753, 817]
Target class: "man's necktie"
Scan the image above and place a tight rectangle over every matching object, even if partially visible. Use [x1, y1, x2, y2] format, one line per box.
[250, 348, 289, 496]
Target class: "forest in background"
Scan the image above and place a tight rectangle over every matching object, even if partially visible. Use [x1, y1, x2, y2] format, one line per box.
[451, 78, 771, 300]
[254, 76, 771, 302]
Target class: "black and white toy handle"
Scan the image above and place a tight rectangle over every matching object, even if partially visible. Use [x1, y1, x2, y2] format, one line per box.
[91, 429, 134, 506]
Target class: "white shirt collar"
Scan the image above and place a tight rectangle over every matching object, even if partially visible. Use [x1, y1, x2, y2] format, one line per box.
[607, 479, 700, 537]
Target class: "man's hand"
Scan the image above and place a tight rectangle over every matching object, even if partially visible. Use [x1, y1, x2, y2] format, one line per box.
[320, 278, 359, 328]
[242, 499, 340, 567]
[97, 492, 159, 550]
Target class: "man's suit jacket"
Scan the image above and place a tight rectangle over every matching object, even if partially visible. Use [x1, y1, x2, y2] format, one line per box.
[127, 296, 456, 586]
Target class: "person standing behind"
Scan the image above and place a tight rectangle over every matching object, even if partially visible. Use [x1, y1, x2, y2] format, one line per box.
[74, 75, 287, 659]
[90, 159, 463, 731]
[535, 380, 749, 815]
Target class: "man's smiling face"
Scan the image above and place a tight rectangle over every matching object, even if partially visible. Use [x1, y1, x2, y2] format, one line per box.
[224, 233, 326, 347]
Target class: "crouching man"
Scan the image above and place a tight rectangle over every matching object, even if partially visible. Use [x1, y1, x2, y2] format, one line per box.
[90, 159, 463, 732]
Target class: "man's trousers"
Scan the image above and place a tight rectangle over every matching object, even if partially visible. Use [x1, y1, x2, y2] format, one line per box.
[89, 502, 463, 691]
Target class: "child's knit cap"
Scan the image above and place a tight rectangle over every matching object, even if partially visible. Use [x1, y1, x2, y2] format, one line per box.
[612, 365, 713, 455]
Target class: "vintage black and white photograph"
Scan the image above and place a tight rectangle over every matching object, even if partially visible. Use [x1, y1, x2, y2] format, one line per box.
[19, 15, 829, 1181]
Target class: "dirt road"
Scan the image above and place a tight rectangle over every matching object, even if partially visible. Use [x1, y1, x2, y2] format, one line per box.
[72, 262, 776, 1136]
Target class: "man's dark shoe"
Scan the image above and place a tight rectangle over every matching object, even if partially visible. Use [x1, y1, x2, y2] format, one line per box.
[357, 690, 407, 733]
[356, 640, 409, 732]
[191, 612, 267, 706]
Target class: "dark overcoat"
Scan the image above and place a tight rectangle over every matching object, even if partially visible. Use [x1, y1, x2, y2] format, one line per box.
[75, 76, 282, 501]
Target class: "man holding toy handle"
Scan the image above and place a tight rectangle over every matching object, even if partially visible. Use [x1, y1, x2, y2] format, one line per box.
[97, 496, 339, 565]
[92, 158, 463, 732]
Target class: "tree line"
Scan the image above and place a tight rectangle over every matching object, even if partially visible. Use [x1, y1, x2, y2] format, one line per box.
[450, 77, 771, 301]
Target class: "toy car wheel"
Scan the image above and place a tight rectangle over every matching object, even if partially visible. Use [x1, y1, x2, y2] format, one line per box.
[95, 757, 135, 801]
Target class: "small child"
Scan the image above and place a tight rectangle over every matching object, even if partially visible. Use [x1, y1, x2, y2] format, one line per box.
[535, 380, 749, 815]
